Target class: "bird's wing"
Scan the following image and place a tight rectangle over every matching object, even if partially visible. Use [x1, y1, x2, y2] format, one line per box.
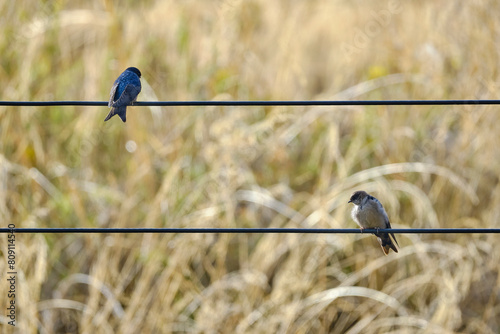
[385, 219, 392, 229]
[385, 220, 400, 246]
[112, 84, 141, 107]
[376, 201, 391, 226]
[108, 81, 119, 107]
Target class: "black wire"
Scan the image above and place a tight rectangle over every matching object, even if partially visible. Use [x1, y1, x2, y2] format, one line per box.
[1, 100, 500, 107]
[1, 228, 500, 234]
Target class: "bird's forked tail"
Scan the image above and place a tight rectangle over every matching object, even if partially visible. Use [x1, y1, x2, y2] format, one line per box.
[376, 232, 399, 255]
[104, 106, 127, 122]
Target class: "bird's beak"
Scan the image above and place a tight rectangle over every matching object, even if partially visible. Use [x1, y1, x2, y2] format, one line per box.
[348, 200, 352, 203]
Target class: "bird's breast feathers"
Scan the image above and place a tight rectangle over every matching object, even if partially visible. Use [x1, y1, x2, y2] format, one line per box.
[352, 200, 388, 229]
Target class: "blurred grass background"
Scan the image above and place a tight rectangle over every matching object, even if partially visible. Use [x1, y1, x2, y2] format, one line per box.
[1, 0, 500, 333]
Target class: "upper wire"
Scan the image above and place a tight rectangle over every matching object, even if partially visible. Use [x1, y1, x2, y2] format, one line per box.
[1, 100, 500, 107]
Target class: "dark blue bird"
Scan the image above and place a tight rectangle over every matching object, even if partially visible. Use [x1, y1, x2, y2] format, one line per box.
[105, 67, 142, 122]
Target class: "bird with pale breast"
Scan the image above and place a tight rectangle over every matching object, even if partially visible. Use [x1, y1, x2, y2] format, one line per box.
[348, 190, 399, 255]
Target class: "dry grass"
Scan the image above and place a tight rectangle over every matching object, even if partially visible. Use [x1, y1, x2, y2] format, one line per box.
[1, 0, 500, 333]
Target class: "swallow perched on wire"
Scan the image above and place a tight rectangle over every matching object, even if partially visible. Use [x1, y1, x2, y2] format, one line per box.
[348, 190, 399, 255]
[105, 67, 142, 122]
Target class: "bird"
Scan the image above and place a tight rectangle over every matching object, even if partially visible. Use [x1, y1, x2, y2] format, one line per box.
[348, 190, 399, 255]
[105, 67, 142, 122]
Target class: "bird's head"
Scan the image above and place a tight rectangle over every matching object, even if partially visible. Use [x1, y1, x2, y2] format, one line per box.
[348, 190, 368, 205]
[126, 67, 142, 78]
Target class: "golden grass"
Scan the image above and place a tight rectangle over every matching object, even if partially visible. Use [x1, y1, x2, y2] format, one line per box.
[1, 0, 500, 333]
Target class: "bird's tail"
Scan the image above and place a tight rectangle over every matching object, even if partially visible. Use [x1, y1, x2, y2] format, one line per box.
[104, 107, 127, 122]
[375, 232, 399, 255]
